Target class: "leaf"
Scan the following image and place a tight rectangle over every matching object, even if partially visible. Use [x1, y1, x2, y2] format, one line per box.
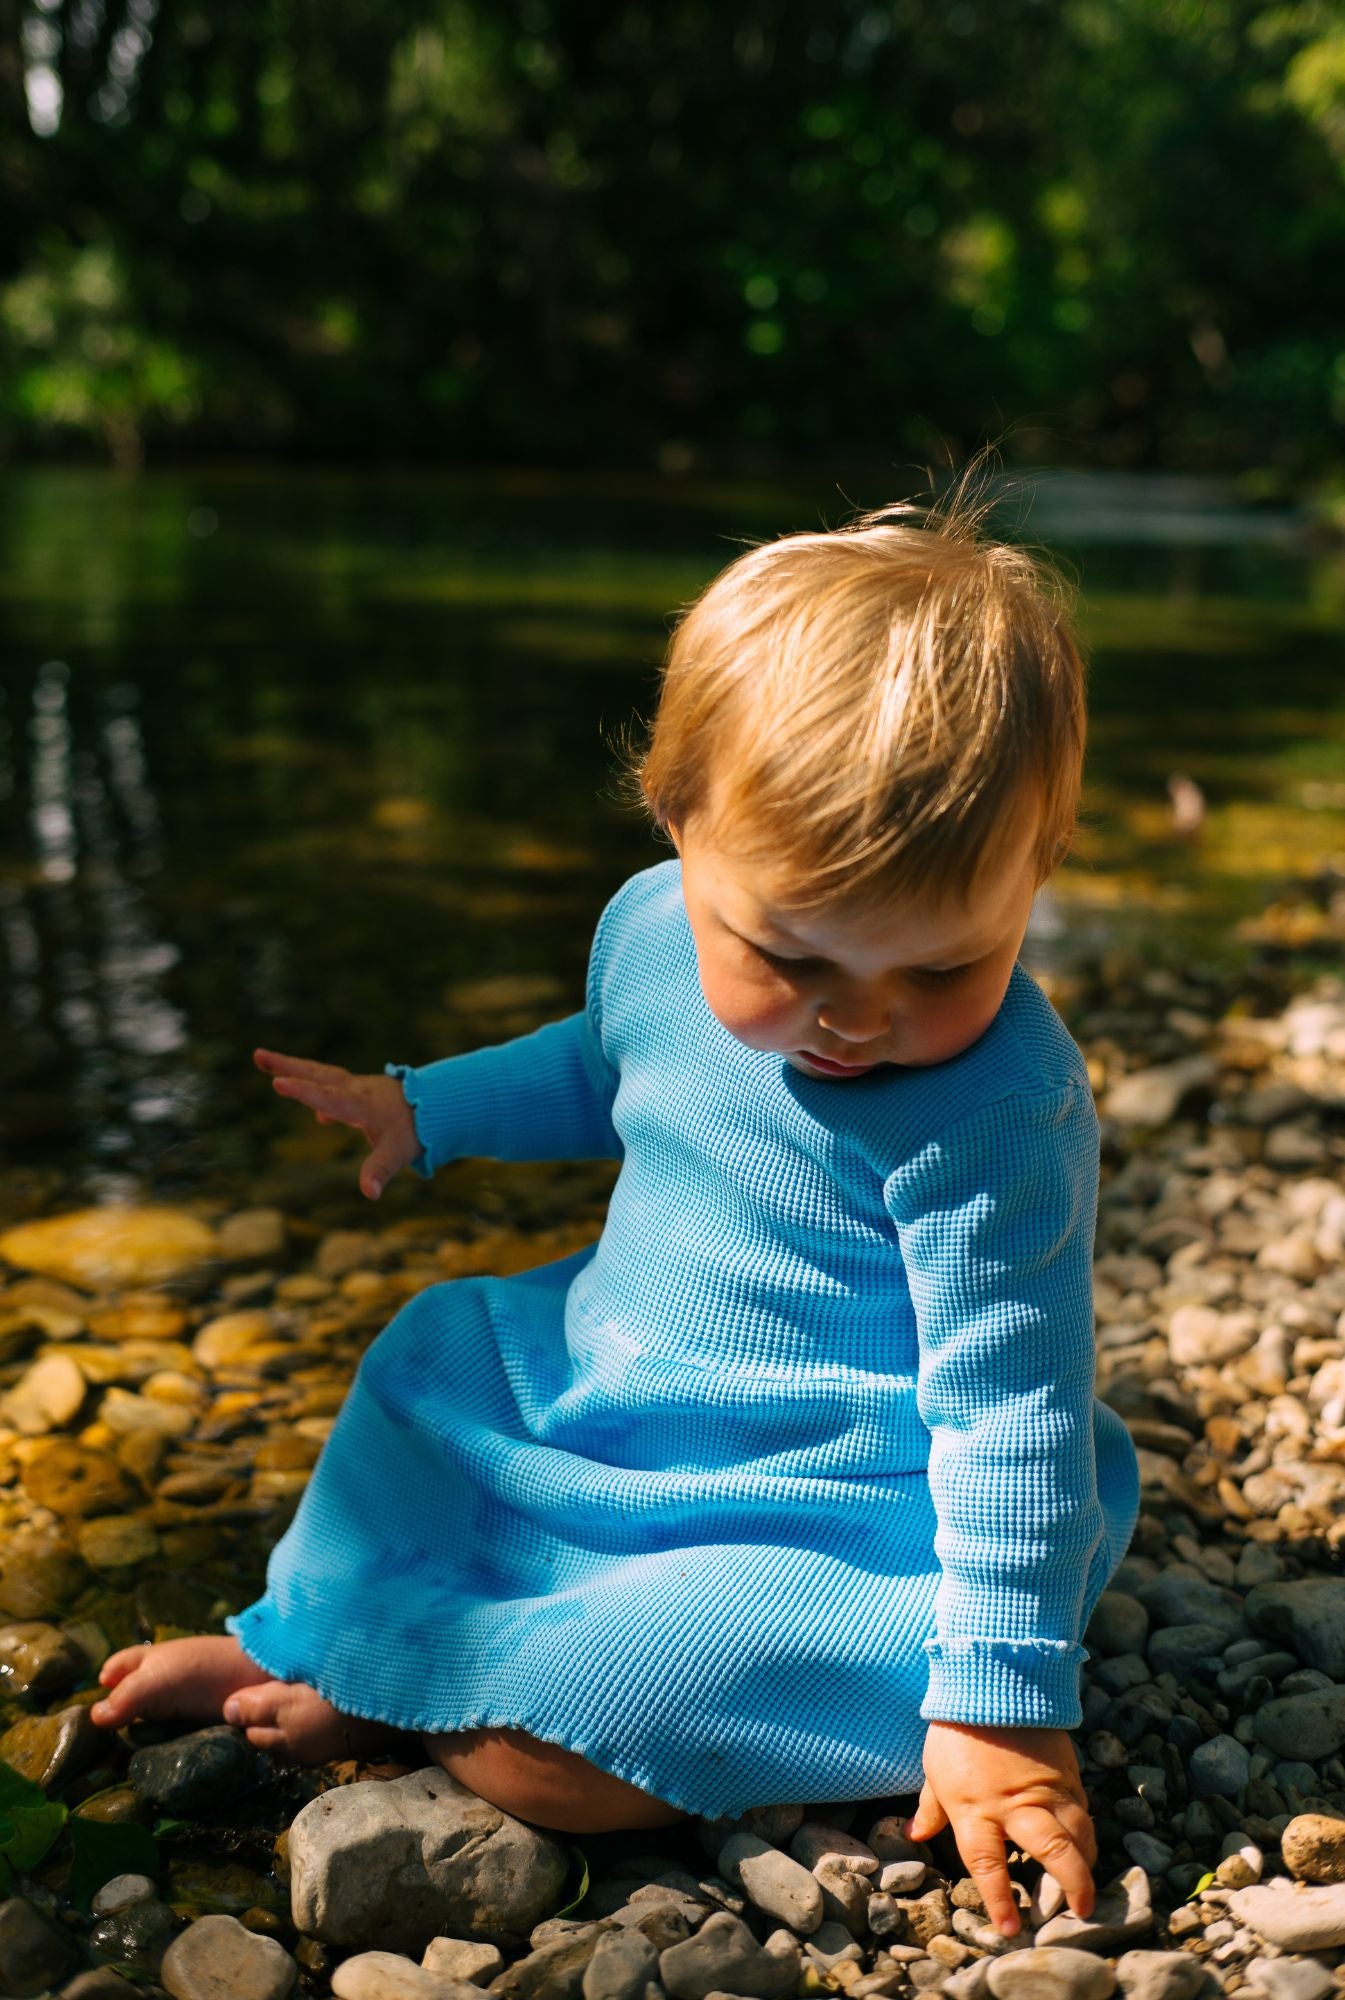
[0, 1759, 47, 1813]
[67, 1814, 160, 1911]
[151, 1816, 189, 1839]
[1186, 1870, 1216, 1901]
[551, 1844, 590, 1920]
[0, 1800, 68, 1870]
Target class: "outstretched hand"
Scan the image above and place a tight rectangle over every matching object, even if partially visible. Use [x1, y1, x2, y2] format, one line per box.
[905, 1720, 1096, 1937]
[253, 1048, 421, 1199]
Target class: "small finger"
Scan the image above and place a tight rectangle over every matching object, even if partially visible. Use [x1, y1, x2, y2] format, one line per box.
[253, 1049, 341, 1080]
[1002, 1806, 1094, 1916]
[903, 1777, 948, 1845]
[1056, 1798, 1098, 1871]
[954, 1823, 1017, 1936]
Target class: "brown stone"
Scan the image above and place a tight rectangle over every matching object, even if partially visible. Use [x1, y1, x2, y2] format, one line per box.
[20, 1440, 135, 1517]
[0, 1523, 88, 1618]
[0, 1703, 101, 1788]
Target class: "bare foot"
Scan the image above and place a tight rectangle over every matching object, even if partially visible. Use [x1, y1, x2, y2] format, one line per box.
[92, 1634, 269, 1731]
[222, 1680, 419, 1765]
[92, 1631, 417, 1767]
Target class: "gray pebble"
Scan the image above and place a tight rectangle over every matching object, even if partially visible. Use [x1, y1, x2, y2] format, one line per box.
[1087, 1593, 1150, 1659]
[90, 1873, 157, 1916]
[1120, 1833, 1174, 1874]
[581, 1928, 660, 2000]
[659, 1910, 797, 2000]
[878, 1860, 927, 1894]
[1113, 1949, 1205, 2000]
[717, 1831, 822, 1935]
[1189, 1733, 1251, 1799]
[1255, 1688, 1345, 1761]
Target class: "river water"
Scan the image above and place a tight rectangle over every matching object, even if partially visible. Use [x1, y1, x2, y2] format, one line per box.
[1, 467, 1341, 1220]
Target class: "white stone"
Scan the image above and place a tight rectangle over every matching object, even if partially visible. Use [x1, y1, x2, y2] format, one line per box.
[987, 1947, 1117, 1999]
[91, 1872, 157, 1914]
[420, 1936, 503, 1983]
[1113, 1948, 1205, 2000]
[160, 1913, 298, 2000]
[1225, 1879, 1345, 1951]
[331, 1952, 481, 2000]
[788, 1821, 879, 1874]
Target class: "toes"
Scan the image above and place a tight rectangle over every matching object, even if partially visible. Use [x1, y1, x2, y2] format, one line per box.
[242, 1725, 288, 1753]
[99, 1645, 149, 1688]
[223, 1682, 284, 1729]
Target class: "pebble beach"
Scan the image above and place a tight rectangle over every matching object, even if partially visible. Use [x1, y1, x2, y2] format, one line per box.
[0, 870, 1343, 2000]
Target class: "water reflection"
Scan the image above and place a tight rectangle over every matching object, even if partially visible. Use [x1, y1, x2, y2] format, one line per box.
[0, 468, 1340, 1215]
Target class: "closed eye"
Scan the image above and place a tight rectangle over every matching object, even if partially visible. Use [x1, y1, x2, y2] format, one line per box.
[908, 962, 973, 985]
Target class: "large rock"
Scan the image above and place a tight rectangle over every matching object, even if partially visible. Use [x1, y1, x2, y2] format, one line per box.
[1113, 1951, 1205, 2000]
[160, 1913, 298, 2000]
[1245, 1579, 1345, 1682]
[0, 1206, 217, 1288]
[1253, 1688, 1345, 1761]
[1225, 1878, 1345, 1951]
[1280, 1811, 1345, 1883]
[288, 1768, 568, 1956]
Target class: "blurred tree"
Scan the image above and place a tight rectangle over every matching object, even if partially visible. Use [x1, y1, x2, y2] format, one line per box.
[1, 0, 1343, 472]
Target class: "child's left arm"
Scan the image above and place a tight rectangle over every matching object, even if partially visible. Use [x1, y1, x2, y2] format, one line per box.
[885, 1077, 1110, 1932]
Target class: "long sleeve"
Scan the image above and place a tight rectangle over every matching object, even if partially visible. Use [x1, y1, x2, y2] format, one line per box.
[385, 899, 624, 1177]
[883, 1078, 1107, 1730]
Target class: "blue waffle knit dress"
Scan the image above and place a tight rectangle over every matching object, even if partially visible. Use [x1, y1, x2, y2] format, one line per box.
[230, 859, 1140, 1817]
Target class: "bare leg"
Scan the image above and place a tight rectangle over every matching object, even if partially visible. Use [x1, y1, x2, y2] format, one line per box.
[426, 1724, 689, 1834]
[92, 1635, 416, 1765]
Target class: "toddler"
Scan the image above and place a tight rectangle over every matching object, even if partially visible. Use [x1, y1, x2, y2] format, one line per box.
[93, 484, 1140, 1938]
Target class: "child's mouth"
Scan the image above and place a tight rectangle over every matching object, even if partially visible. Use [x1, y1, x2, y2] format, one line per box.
[796, 1051, 878, 1077]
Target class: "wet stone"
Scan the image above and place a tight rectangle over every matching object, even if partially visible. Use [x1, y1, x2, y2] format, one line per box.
[128, 1724, 273, 1815]
[0, 1619, 88, 1702]
[89, 1896, 179, 1975]
[2, 1351, 86, 1433]
[160, 1912, 298, 2000]
[0, 1895, 81, 1998]
[20, 1440, 135, 1518]
[0, 1702, 101, 1788]
[0, 1205, 217, 1288]
[91, 1872, 157, 1914]
[77, 1514, 159, 1571]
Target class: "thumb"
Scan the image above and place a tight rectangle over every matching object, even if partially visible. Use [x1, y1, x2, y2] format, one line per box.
[904, 1782, 948, 1845]
[360, 1136, 404, 1201]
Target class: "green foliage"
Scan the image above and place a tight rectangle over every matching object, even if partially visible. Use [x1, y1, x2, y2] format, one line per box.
[67, 1814, 160, 1911]
[0, 1758, 161, 1909]
[551, 1844, 591, 1921]
[2, 0, 1344, 469]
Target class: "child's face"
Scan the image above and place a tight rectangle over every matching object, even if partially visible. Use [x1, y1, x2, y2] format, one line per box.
[671, 804, 1044, 1079]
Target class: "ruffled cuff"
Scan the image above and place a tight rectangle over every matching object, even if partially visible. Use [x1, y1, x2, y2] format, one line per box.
[384, 1062, 435, 1181]
[920, 1636, 1087, 1730]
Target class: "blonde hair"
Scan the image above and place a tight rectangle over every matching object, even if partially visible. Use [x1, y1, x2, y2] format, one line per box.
[630, 463, 1087, 912]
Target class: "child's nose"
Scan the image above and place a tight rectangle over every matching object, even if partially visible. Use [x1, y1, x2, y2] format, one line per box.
[816, 987, 892, 1044]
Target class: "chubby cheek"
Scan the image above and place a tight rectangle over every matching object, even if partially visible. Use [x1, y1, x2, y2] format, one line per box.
[695, 957, 806, 1052]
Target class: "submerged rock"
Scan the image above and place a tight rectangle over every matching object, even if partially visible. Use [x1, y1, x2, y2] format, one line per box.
[0, 1895, 81, 1997]
[0, 1205, 217, 1288]
[128, 1725, 273, 1815]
